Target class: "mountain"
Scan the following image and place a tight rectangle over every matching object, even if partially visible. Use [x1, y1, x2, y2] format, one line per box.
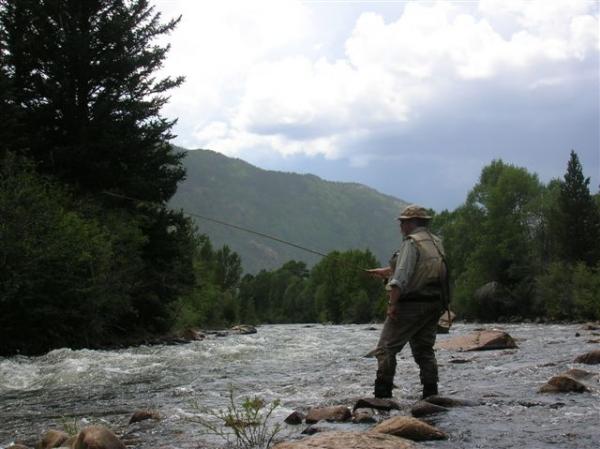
[170, 149, 409, 273]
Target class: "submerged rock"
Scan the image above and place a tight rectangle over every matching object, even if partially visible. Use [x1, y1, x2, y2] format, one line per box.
[424, 395, 479, 407]
[72, 426, 125, 449]
[272, 431, 422, 449]
[410, 401, 448, 417]
[373, 416, 447, 441]
[305, 406, 352, 424]
[352, 409, 377, 424]
[436, 330, 517, 351]
[128, 409, 160, 424]
[231, 324, 258, 334]
[574, 349, 600, 365]
[353, 398, 401, 412]
[539, 374, 589, 393]
[37, 429, 69, 449]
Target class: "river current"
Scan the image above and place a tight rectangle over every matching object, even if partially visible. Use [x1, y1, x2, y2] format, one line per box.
[1, 323, 599, 449]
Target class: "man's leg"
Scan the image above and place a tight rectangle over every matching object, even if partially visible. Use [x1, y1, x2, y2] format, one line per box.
[408, 302, 443, 398]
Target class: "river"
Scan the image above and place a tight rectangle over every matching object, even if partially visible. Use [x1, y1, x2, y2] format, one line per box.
[1, 323, 599, 449]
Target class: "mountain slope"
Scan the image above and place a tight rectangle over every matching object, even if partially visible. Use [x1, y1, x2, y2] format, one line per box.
[170, 149, 409, 273]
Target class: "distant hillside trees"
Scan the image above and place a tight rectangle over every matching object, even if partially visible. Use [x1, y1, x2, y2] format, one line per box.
[0, 0, 195, 354]
[433, 151, 600, 321]
[173, 249, 387, 328]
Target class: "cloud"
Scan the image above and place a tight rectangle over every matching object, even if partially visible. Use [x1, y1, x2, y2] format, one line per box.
[155, 0, 599, 207]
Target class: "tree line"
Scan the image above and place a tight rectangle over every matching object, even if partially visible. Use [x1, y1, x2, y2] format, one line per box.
[1, 1, 598, 356]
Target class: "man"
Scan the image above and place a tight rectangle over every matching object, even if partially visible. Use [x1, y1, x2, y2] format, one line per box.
[366, 204, 448, 399]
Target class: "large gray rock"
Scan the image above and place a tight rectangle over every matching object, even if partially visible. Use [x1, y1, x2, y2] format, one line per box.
[272, 431, 422, 449]
[372, 416, 447, 441]
[436, 330, 517, 351]
[474, 282, 515, 320]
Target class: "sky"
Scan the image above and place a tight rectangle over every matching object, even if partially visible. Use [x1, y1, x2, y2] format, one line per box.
[154, 0, 600, 211]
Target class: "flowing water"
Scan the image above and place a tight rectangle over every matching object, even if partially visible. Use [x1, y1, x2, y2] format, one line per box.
[1, 323, 599, 449]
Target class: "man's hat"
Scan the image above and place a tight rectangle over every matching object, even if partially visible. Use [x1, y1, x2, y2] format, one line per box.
[397, 204, 432, 221]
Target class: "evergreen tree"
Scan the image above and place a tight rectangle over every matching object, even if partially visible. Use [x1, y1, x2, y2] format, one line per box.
[0, 0, 196, 345]
[0, 0, 184, 201]
[556, 150, 600, 266]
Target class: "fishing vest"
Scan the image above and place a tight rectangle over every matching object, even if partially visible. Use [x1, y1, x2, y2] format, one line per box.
[389, 228, 446, 298]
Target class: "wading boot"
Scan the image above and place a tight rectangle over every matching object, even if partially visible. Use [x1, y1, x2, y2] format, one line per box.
[422, 383, 438, 399]
[374, 380, 393, 398]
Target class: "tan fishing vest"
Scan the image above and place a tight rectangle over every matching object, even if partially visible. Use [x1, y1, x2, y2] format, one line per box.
[405, 229, 446, 295]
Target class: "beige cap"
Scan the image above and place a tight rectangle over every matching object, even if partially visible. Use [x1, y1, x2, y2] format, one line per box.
[397, 204, 432, 220]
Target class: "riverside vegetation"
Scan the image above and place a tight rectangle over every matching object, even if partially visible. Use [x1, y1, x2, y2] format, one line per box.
[1, 0, 600, 357]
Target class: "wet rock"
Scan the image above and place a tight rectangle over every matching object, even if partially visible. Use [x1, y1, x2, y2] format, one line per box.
[181, 328, 205, 341]
[373, 416, 447, 441]
[305, 405, 352, 423]
[353, 397, 401, 412]
[436, 330, 517, 351]
[8, 445, 30, 449]
[129, 409, 160, 424]
[448, 358, 472, 364]
[37, 429, 69, 449]
[582, 323, 600, 331]
[410, 401, 449, 417]
[272, 431, 421, 449]
[72, 425, 125, 449]
[231, 324, 257, 334]
[301, 425, 326, 435]
[574, 349, 600, 364]
[437, 310, 455, 334]
[352, 409, 377, 424]
[539, 374, 589, 393]
[284, 411, 304, 425]
[424, 395, 479, 407]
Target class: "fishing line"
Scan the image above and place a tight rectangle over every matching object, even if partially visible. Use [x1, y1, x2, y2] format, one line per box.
[101, 190, 329, 258]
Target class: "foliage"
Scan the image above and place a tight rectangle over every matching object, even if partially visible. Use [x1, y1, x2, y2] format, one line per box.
[189, 388, 284, 449]
[434, 153, 600, 322]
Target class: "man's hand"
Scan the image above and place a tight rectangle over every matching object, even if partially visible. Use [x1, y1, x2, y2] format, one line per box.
[364, 267, 392, 279]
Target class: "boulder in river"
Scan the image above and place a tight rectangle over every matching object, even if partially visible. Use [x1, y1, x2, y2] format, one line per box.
[230, 324, 257, 334]
[9, 444, 30, 449]
[353, 397, 401, 412]
[37, 429, 69, 449]
[284, 411, 305, 425]
[128, 409, 160, 424]
[72, 425, 125, 449]
[539, 373, 589, 393]
[180, 328, 205, 341]
[436, 329, 517, 351]
[305, 405, 352, 424]
[574, 349, 600, 365]
[272, 431, 422, 449]
[372, 416, 447, 441]
[352, 409, 377, 424]
[410, 401, 449, 417]
[424, 395, 479, 407]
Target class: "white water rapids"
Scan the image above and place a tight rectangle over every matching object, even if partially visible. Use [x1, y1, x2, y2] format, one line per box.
[1, 323, 599, 448]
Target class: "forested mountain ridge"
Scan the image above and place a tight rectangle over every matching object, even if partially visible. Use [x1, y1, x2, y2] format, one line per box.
[170, 149, 409, 272]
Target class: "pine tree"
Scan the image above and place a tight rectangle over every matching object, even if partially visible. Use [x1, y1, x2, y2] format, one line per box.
[0, 0, 196, 340]
[557, 150, 600, 265]
[0, 0, 184, 201]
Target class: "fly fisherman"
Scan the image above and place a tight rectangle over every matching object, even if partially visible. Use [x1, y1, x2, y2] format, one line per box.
[366, 204, 448, 399]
